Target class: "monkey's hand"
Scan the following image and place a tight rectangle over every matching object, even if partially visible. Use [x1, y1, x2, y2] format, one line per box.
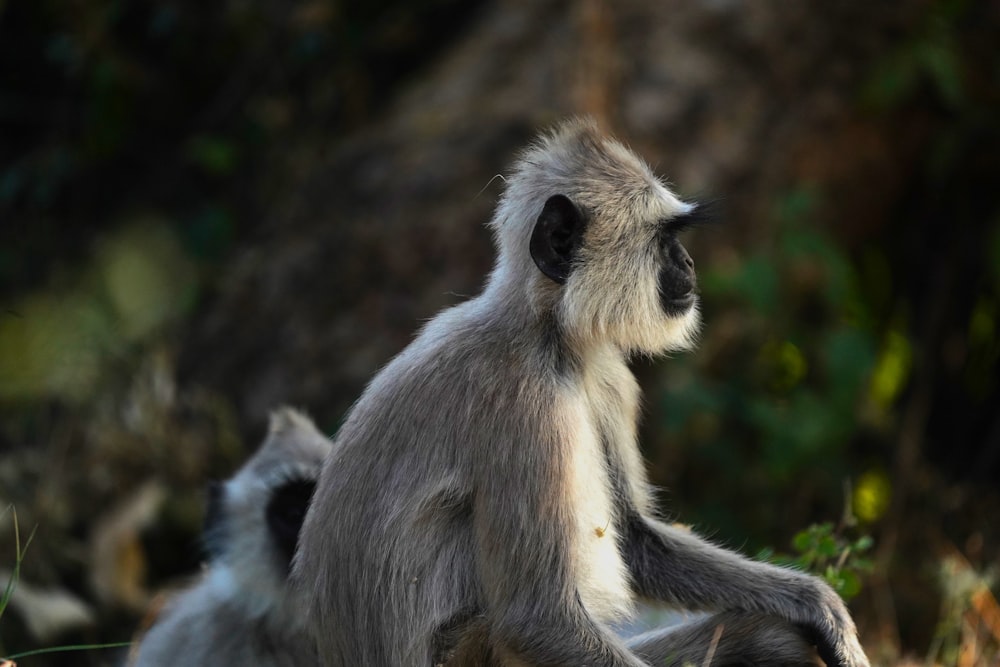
[787, 573, 869, 667]
[624, 516, 869, 667]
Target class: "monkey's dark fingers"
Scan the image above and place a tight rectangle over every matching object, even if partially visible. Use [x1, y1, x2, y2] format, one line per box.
[796, 623, 830, 666]
[796, 622, 865, 667]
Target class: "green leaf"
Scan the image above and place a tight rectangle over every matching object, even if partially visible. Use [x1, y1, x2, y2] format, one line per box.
[835, 570, 862, 600]
[818, 535, 840, 558]
[853, 536, 874, 552]
[792, 529, 814, 553]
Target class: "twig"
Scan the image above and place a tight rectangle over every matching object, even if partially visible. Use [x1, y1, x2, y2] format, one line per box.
[702, 622, 724, 667]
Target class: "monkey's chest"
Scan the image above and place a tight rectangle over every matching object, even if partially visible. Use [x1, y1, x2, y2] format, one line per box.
[564, 418, 634, 622]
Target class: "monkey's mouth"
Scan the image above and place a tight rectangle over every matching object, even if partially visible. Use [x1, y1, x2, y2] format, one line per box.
[662, 290, 697, 316]
[659, 261, 698, 316]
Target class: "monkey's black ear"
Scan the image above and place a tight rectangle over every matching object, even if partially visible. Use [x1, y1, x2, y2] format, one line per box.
[266, 478, 317, 572]
[530, 194, 584, 284]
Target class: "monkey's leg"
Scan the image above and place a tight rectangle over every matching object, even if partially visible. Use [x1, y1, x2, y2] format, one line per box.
[625, 611, 821, 667]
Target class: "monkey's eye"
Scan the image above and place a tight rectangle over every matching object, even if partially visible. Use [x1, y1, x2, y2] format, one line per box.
[657, 226, 676, 251]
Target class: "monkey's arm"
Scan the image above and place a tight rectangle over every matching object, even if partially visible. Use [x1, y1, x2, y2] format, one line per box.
[622, 512, 868, 667]
[472, 444, 646, 666]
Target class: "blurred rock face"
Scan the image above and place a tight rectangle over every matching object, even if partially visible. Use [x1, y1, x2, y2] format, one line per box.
[178, 0, 920, 429]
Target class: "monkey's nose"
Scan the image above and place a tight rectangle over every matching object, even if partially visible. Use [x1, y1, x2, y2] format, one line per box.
[673, 244, 695, 272]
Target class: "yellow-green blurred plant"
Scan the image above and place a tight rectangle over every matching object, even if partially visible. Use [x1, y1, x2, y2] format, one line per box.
[0, 220, 196, 403]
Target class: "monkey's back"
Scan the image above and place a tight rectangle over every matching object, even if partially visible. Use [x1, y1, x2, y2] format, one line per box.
[131, 576, 318, 666]
[295, 298, 565, 666]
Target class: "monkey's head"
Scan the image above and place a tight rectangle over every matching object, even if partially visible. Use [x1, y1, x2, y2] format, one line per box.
[203, 407, 332, 617]
[490, 118, 702, 356]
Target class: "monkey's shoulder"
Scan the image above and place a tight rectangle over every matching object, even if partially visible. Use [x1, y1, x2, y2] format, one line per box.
[367, 304, 566, 402]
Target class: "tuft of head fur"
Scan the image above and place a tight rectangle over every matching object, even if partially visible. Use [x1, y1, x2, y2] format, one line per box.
[488, 118, 700, 356]
[130, 407, 332, 666]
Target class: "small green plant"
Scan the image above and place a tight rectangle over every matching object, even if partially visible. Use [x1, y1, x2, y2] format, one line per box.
[757, 486, 875, 601]
[758, 522, 874, 600]
[761, 522, 874, 600]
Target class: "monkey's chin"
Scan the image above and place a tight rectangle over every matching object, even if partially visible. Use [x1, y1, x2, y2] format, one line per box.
[654, 301, 701, 354]
[615, 300, 701, 358]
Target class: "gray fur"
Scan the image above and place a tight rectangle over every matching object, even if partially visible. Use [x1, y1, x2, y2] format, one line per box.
[626, 611, 821, 666]
[130, 408, 331, 667]
[294, 118, 868, 666]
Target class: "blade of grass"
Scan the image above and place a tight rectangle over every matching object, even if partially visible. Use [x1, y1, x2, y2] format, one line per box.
[5, 641, 133, 660]
[0, 507, 37, 623]
[1, 507, 131, 663]
[0, 505, 12, 619]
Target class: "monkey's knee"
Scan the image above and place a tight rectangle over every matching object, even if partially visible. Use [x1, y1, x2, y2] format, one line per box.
[626, 611, 821, 667]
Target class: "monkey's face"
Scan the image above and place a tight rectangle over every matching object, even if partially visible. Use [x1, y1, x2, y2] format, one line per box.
[657, 227, 698, 318]
[530, 184, 701, 356]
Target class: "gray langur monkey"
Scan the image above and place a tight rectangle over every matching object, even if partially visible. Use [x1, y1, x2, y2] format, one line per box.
[294, 118, 869, 667]
[130, 408, 331, 667]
